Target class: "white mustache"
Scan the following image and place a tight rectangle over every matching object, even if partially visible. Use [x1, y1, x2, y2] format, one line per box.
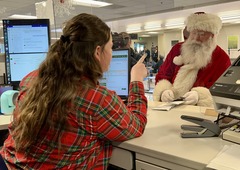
[188, 39, 202, 45]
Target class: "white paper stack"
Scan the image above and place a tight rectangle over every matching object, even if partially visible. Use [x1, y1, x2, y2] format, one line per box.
[207, 144, 240, 170]
[152, 101, 185, 111]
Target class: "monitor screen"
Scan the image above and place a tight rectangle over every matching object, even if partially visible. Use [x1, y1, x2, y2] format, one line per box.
[99, 49, 130, 100]
[2, 19, 50, 89]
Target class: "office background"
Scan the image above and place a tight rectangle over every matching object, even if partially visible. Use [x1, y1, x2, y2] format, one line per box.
[1, 0, 240, 84]
[1, 1, 240, 169]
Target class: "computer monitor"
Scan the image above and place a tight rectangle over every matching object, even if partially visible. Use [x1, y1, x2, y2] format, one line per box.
[2, 19, 50, 90]
[99, 49, 130, 100]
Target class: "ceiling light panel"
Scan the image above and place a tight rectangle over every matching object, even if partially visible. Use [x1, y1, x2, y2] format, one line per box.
[8, 14, 37, 19]
[72, 0, 112, 8]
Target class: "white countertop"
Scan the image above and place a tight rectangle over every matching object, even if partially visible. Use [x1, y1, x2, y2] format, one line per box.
[113, 101, 233, 169]
[0, 101, 234, 169]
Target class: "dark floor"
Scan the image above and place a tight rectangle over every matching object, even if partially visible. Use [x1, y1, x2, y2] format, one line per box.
[108, 164, 125, 170]
[0, 130, 8, 146]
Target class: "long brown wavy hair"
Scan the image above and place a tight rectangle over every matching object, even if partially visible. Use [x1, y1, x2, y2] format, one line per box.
[12, 13, 111, 151]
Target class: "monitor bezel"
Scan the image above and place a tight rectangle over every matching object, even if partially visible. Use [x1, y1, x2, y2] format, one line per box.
[2, 18, 50, 90]
[106, 48, 131, 100]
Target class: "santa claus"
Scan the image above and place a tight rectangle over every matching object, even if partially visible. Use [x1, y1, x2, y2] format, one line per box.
[153, 12, 231, 107]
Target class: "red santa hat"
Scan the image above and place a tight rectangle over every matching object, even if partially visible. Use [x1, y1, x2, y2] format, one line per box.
[186, 12, 222, 34]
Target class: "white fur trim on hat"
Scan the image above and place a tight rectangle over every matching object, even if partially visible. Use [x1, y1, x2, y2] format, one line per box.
[186, 12, 222, 34]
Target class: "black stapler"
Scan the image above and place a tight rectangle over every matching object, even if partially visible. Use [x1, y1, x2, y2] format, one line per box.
[181, 115, 221, 138]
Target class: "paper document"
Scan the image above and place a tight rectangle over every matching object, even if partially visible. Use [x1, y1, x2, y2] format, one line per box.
[152, 101, 185, 111]
[207, 144, 240, 170]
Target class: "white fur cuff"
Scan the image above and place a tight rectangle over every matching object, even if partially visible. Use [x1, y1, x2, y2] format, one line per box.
[191, 87, 214, 108]
[153, 79, 173, 101]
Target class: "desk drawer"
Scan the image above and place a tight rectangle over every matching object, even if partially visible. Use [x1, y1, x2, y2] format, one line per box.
[109, 147, 133, 170]
[136, 160, 168, 170]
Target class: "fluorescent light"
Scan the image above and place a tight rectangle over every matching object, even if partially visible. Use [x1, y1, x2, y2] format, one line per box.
[126, 26, 142, 33]
[164, 21, 184, 29]
[140, 35, 151, 37]
[221, 15, 240, 20]
[165, 22, 184, 27]
[164, 18, 185, 28]
[144, 24, 161, 29]
[148, 32, 159, 34]
[143, 22, 161, 31]
[218, 10, 240, 23]
[220, 15, 240, 23]
[72, 0, 112, 7]
[8, 14, 37, 19]
[51, 37, 60, 40]
[51, 28, 62, 33]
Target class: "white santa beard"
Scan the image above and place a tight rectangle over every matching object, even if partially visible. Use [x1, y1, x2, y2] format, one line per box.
[181, 37, 216, 69]
[173, 37, 217, 98]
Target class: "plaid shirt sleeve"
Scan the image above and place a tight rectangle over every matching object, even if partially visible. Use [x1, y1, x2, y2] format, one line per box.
[1, 73, 147, 170]
[95, 81, 147, 141]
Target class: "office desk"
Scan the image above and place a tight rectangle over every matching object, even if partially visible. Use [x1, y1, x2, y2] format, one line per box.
[111, 101, 233, 170]
[0, 104, 233, 169]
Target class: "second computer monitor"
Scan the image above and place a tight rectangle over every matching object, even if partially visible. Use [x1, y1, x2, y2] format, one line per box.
[100, 48, 130, 100]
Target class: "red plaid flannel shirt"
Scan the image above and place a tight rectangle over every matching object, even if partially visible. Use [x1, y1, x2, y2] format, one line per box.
[1, 70, 147, 169]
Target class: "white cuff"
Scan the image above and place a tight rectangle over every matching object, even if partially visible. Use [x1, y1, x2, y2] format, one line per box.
[153, 79, 173, 101]
[191, 87, 214, 107]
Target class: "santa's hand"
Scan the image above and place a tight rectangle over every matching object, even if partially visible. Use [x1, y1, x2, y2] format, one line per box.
[182, 91, 199, 105]
[161, 90, 174, 102]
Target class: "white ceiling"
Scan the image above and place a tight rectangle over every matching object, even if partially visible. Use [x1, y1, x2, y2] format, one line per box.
[0, 0, 240, 38]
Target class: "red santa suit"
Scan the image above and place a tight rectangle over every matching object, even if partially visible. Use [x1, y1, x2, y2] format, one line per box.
[153, 12, 231, 107]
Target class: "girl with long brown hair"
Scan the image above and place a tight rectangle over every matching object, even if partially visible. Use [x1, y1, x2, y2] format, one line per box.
[0, 13, 148, 169]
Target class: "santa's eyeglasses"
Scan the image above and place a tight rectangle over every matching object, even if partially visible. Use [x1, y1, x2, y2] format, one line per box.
[191, 30, 213, 37]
